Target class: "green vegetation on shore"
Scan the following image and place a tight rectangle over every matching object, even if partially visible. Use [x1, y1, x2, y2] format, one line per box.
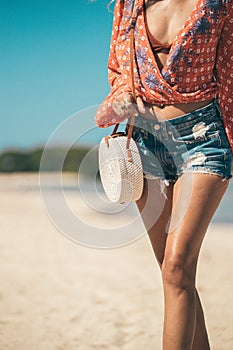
[1, 147, 232, 174]
[0, 147, 94, 172]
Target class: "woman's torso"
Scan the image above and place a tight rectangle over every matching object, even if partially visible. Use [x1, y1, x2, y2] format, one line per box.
[144, 0, 213, 120]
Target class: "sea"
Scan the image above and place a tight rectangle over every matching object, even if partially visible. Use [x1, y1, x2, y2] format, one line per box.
[76, 176, 233, 224]
[8, 173, 233, 224]
[212, 180, 232, 223]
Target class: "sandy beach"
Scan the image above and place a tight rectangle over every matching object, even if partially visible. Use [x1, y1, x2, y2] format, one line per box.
[0, 173, 232, 350]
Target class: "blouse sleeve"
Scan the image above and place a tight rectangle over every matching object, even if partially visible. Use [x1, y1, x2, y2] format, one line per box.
[95, 0, 132, 128]
[216, 5, 233, 154]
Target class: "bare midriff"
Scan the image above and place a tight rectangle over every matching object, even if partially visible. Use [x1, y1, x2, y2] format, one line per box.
[143, 100, 214, 121]
[143, 0, 211, 121]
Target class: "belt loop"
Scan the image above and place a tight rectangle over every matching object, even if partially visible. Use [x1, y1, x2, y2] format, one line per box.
[214, 98, 222, 117]
[142, 119, 148, 139]
[161, 122, 169, 141]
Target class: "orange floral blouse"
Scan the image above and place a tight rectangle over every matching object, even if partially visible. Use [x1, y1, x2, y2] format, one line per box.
[95, 0, 233, 152]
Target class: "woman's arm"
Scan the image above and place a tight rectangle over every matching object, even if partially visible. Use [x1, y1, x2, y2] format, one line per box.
[216, 5, 233, 153]
[95, 0, 138, 128]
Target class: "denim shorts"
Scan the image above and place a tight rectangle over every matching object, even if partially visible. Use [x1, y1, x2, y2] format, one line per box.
[126, 100, 232, 183]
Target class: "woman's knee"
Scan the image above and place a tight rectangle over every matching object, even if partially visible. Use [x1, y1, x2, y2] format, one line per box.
[161, 254, 196, 291]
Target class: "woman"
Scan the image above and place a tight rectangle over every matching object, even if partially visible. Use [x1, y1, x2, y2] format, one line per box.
[95, 0, 233, 349]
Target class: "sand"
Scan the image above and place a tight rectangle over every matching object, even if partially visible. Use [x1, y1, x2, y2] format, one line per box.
[0, 173, 232, 350]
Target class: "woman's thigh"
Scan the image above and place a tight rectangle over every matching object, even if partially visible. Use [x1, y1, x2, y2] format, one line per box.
[163, 173, 229, 272]
[136, 178, 174, 266]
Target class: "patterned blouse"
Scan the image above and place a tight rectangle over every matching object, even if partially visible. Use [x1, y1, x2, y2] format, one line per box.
[95, 0, 233, 152]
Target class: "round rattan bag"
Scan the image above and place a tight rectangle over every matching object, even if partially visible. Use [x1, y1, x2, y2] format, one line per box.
[98, 134, 144, 203]
[98, 0, 143, 203]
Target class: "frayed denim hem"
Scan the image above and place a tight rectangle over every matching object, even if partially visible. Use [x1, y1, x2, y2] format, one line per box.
[143, 173, 176, 198]
[178, 168, 232, 181]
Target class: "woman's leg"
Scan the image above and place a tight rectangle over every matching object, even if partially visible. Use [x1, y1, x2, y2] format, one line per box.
[136, 178, 174, 266]
[136, 177, 211, 349]
[161, 173, 229, 350]
[191, 290, 210, 350]
[136, 174, 229, 349]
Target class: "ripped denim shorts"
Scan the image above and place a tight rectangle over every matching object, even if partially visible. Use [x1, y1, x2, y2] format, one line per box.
[126, 99, 232, 183]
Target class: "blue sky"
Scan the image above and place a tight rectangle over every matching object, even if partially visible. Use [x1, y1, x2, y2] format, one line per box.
[0, 0, 114, 150]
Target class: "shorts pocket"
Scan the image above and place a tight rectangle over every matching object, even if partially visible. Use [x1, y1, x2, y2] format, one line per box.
[132, 127, 141, 142]
[125, 124, 141, 142]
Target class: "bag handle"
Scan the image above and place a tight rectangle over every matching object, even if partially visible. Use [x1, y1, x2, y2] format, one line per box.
[110, 0, 139, 162]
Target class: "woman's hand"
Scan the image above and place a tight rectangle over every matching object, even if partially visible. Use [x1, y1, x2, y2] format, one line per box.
[112, 92, 148, 118]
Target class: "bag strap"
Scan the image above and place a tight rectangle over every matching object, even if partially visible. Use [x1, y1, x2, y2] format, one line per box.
[129, 0, 138, 102]
[110, 0, 139, 162]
